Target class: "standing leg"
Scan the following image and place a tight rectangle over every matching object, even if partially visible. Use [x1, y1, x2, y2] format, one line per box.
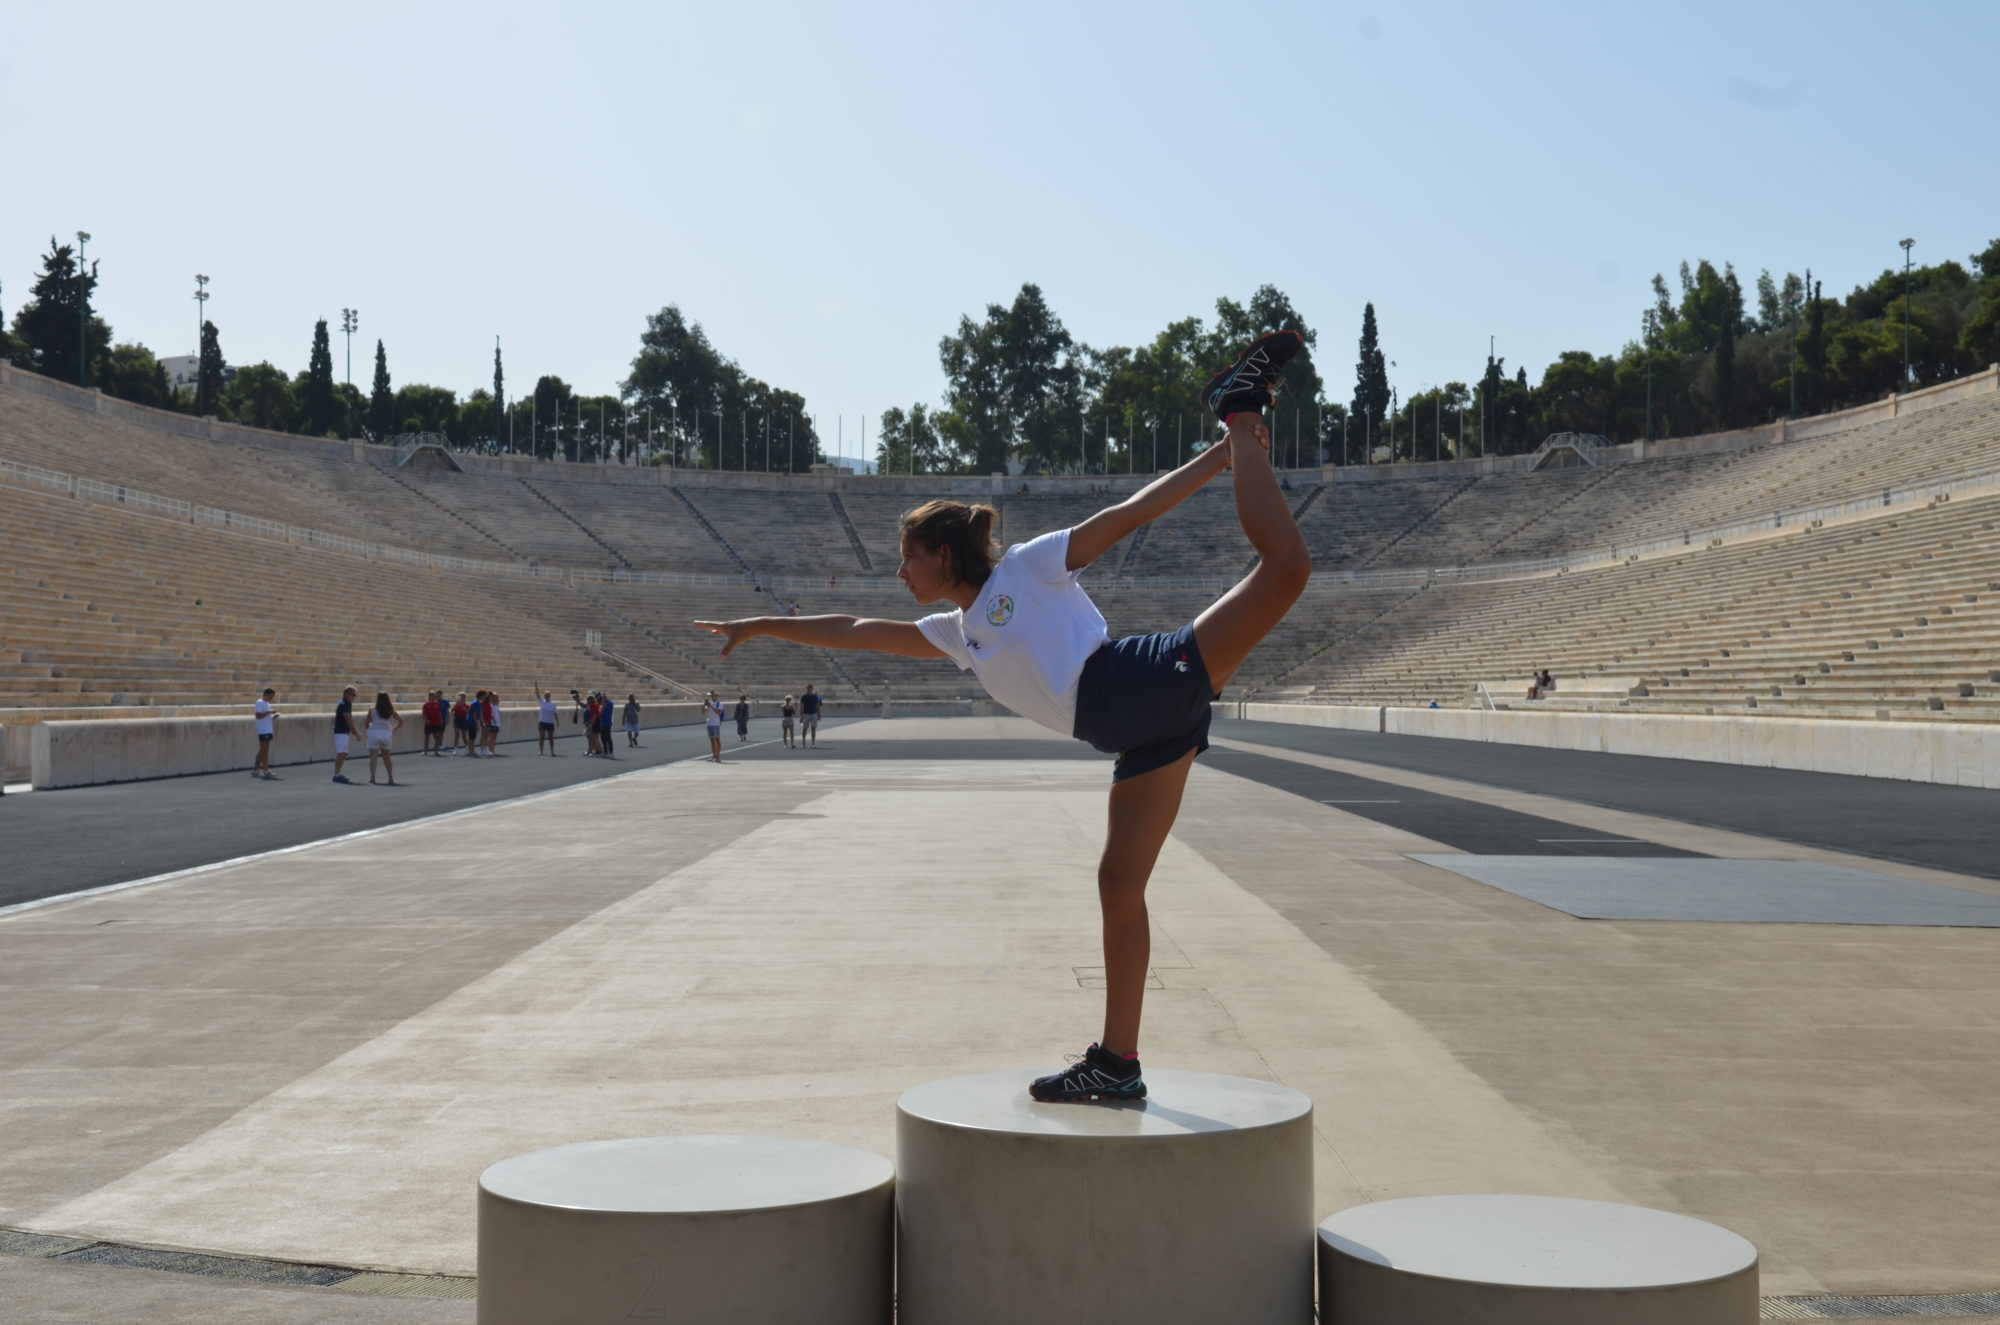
[1191, 413, 1311, 692]
[1097, 748, 1198, 1056]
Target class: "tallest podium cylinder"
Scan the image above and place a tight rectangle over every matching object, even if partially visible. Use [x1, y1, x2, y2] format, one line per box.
[895, 1069, 1314, 1325]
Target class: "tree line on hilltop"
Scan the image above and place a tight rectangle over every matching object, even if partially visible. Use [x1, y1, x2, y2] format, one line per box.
[7, 232, 1998, 473]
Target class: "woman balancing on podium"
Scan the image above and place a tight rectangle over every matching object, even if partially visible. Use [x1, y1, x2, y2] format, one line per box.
[697, 332, 1311, 1102]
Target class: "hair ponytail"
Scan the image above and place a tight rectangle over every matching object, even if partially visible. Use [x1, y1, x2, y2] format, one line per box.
[901, 500, 1000, 588]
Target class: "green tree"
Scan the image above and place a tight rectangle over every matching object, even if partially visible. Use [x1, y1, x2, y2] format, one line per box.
[1537, 351, 1617, 437]
[196, 320, 226, 418]
[334, 381, 364, 439]
[100, 343, 173, 407]
[492, 341, 505, 448]
[225, 362, 298, 431]
[533, 375, 575, 460]
[459, 388, 495, 452]
[1960, 238, 2000, 368]
[1208, 285, 1325, 417]
[939, 283, 1087, 474]
[877, 403, 951, 475]
[301, 318, 337, 436]
[394, 383, 459, 438]
[1351, 302, 1390, 456]
[367, 339, 394, 439]
[1714, 268, 1742, 428]
[1800, 275, 1827, 413]
[10, 237, 109, 382]
[621, 305, 821, 470]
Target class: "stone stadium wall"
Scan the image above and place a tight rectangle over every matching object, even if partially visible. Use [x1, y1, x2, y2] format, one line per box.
[1237, 702, 2000, 789]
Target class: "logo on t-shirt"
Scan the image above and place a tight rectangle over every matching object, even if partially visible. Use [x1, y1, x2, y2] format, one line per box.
[984, 594, 1014, 627]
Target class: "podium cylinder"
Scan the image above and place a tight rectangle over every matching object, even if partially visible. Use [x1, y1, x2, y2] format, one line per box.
[896, 1070, 1314, 1325]
[477, 1135, 893, 1325]
[1319, 1195, 1759, 1325]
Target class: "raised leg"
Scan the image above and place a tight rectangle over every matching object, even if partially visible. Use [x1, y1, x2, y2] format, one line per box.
[1191, 412, 1312, 692]
[1097, 748, 1197, 1056]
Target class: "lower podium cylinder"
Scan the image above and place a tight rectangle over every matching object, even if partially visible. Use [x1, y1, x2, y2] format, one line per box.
[1319, 1195, 1759, 1325]
[477, 1135, 893, 1325]
[896, 1070, 1314, 1325]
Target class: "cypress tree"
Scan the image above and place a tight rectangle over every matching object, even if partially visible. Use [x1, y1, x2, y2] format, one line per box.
[493, 340, 505, 450]
[196, 320, 226, 417]
[368, 339, 394, 439]
[301, 319, 336, 436]
[1351, 302, 1391, 454]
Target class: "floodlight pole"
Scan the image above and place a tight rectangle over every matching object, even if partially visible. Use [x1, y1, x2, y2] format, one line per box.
[340, 308, 357, 386]
[1896, 237, 1912, 392]
[75, 231, 91, 387]
[192, 274, 210, 416]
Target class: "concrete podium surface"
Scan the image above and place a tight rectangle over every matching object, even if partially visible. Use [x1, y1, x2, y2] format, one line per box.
[897, 1070, 1314, 1325]
[1319, 1194, 1759, 1324]
[477, 1135, 893, 1325]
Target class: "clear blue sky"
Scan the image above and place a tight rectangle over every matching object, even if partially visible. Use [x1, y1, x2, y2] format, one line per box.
[7, 0, 1995, 457]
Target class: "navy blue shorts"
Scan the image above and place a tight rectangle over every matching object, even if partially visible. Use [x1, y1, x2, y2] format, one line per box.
[1071, 623, 1215, 782]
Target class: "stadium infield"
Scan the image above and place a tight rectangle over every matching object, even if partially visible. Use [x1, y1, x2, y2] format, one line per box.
[2, 714, 1997, 1321]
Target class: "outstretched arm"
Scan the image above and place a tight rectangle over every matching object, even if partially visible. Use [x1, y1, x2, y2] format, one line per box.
[695, 615, 947, 660]
[1065, 423, 1268, 571]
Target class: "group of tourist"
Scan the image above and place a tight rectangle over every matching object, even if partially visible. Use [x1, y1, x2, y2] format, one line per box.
[537, 686, 641, 758]
[251, 683, 644, 785]
[699, 684, 821, 761]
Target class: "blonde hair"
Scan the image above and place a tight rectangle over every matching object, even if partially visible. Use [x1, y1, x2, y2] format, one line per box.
[900, 500, 1000, 588]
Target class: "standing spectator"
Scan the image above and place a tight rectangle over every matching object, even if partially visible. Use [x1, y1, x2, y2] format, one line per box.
[252, 687, 282, 780]
[734, 693, 751, 742]
[452, 691, 473, 753]
[780, 695, 797, 748]
[421, 691, 445, 756]
[583, 692, 603, 757]
[366, 692, 404, 785]
[594, 691, 617, 760]
[482, 690, 504, 756]
[536, 686, 560, 756]
[704, 690, 725, 763]
[331, 686, 358, 783]
[800, 683, 821, 749]
[623, 694, 642, 747]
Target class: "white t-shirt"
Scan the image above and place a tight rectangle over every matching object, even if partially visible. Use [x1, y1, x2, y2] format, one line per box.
[705, 699, 725, 727]
[916, 528, 1108, 737]
[367, 711, 393, 741]
[254, 698, 274, 735]
[539, 698, 558, 723]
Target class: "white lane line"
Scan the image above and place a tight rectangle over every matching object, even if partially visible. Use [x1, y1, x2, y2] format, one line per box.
[0, 736, 791, 921]
[1535, 838, 1647, 844]
[1320, 798, 1402, 804]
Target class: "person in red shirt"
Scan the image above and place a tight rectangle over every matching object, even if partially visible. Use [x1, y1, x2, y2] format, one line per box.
[583, 693, 603, 757]
[421, 691, 445, 756]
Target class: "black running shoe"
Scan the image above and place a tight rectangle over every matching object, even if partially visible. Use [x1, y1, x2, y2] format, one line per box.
[1202, 329, 1306, 420]
[1027, 1043, 1147, 1103]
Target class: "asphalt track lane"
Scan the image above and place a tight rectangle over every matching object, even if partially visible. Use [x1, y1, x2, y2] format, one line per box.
[0, 721, 855, 911]
[1215, 717, 2000, 880]
[6, 713, 1996, 912]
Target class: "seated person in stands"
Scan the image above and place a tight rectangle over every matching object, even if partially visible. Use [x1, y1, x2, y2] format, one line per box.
[697, 330, 1310, 1104]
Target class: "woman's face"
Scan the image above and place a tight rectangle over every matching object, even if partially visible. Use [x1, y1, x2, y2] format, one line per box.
[898, 535, 952, 603]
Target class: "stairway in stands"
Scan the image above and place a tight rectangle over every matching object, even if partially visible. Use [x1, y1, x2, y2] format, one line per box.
[670, 487, 756, 576]
[375, 468, 527, 561]
[519, 479, 636, 569]
[1116, 522, 1152, 577]
[827, 491, 874, 572]
[1240, 483, 1328, 576]
[1477, 466, 1617, 561]
[1355, 478, 1479, 570]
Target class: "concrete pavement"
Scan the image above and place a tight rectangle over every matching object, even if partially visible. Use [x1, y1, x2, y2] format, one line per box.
[3, 716, 1996, 1320]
